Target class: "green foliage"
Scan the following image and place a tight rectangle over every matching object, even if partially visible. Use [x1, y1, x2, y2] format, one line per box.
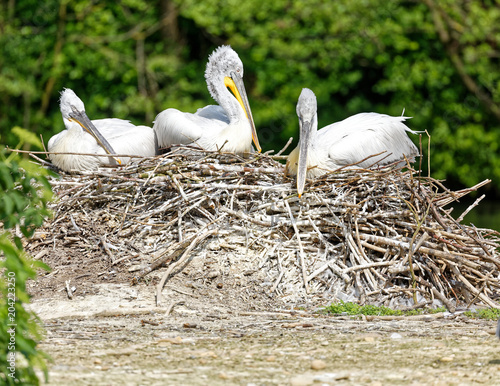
[0, 151, 52, 238]
[2, 0, 500, 193]
[10, 127, 44, 151]
[464, 308, 500, 320]
[0, 138, 53, 384]
[0, 235, 50, 385]
[323, 301, 447, 317]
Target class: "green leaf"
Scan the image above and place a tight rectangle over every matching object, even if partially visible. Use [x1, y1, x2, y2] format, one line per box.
[11, 126, 44, 149]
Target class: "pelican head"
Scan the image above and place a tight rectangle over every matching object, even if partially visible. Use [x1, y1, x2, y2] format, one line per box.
[296, 88, 318, 197]
[59, 88, 120, 163]
[205, 45, 261, 152]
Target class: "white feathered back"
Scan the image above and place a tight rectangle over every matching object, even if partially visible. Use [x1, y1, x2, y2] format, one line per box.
[317, 112, 419, 171]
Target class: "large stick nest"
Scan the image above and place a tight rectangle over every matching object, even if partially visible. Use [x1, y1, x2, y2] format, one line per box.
[31, 148, 500, 311]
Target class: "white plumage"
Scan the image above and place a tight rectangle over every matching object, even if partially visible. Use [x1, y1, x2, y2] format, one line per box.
[48, 88, 158, 172]
[286, 88, 419, 196]
[153, 45, 261, 154]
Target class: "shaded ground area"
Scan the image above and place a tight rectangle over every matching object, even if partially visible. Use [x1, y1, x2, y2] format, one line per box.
[31, 281, 500, 385]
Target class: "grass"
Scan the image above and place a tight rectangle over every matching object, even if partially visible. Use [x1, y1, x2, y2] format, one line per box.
[324, 302, 500, 320]
[464, 308, 500, 320]
[323, 301, 447, 317]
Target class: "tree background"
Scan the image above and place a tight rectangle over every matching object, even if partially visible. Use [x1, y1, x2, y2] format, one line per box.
[1, 0, 500, 195]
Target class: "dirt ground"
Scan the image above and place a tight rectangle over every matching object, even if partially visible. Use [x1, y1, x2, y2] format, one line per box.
[28, 258, 500, 386]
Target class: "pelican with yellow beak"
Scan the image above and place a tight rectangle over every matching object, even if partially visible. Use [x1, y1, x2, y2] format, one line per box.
[48, 88, 158, 172]
[153, 45, 261, 154]
[286, 88, 419, 197]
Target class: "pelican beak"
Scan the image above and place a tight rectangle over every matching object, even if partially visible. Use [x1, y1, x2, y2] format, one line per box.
[68, 107, 122, 165]
[296, 118, 312, 198]
[225, 73, 262, 153]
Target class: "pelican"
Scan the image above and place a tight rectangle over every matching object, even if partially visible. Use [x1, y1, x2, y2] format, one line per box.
[153, 45, 261, 154]
[286, 88, 419, 197]
[48, 88, 158, 172]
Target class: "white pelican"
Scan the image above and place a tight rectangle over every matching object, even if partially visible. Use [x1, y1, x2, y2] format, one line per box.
[286, 88, 419, 197]
[153, 45, 261, 154]
[48, 88, 158, 172]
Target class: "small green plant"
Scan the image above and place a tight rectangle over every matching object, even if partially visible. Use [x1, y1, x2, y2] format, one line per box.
[323, 301, 447, 317]
[0, 129, 53, 385]
[464, 308, 500, 320]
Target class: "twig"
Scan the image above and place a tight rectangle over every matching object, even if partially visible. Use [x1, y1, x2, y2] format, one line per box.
[457, 194, 485, 223]
[165, 300, 185, 316]
[283, 196, 309, 293]
[270, 251, 284, 293]
[156, 229, 218, 306]
[65, 280, 73, 300]
[112, 254, 140, 266]
[99, 236, 115, 263]
[343, 261, 394, 273]
[276, 137, 294, 156]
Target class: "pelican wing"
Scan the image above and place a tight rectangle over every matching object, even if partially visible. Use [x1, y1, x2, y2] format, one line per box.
[318, 113, 419, 169]
[195, 105, 230, 124]
[92, 118, 157, 159]
[47, 122, 104, 172]
[153, 108, 227, 149]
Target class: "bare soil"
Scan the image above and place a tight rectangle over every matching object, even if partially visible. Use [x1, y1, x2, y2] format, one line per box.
[28, 249, 500, 386]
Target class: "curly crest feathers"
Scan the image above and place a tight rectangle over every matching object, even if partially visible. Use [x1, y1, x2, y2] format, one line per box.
[205, 45, 244, 102]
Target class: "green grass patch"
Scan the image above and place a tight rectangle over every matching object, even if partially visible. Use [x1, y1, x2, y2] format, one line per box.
[464, 308, 500, 320]
[323, 301, 447, 317]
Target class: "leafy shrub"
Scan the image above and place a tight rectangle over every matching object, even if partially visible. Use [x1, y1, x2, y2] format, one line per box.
[0, 129, 53, 385]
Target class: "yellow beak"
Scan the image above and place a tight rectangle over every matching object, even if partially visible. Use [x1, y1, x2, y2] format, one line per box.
[224, 75, 262, 153]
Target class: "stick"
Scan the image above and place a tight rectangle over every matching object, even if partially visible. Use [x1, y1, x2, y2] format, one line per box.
[359, 233, 482, 269]
[343, 261, 394, 273]
[270, 251, 284, 293]
[165, 300, 185, 316]
[65, 280, 73, 300]
[112, 253, 140, 266]
[220, 207, 272, 227]
[431, 288, 455, 312]
[195, 163, 283, 174]
[450, 264, 498, 308]
[137, 238, 196, 279]
[276, 137, 294, 156]
[307, 260, 351, 283]
[156, 229, 218, 306]
[99, 236, 115, 263]
[283, 197, 309, 293]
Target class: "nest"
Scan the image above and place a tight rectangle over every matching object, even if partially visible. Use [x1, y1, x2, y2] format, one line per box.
[30, 148, 500, 311]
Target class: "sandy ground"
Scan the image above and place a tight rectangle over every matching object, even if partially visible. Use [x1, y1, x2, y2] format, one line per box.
[29, 279, 500, 386]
